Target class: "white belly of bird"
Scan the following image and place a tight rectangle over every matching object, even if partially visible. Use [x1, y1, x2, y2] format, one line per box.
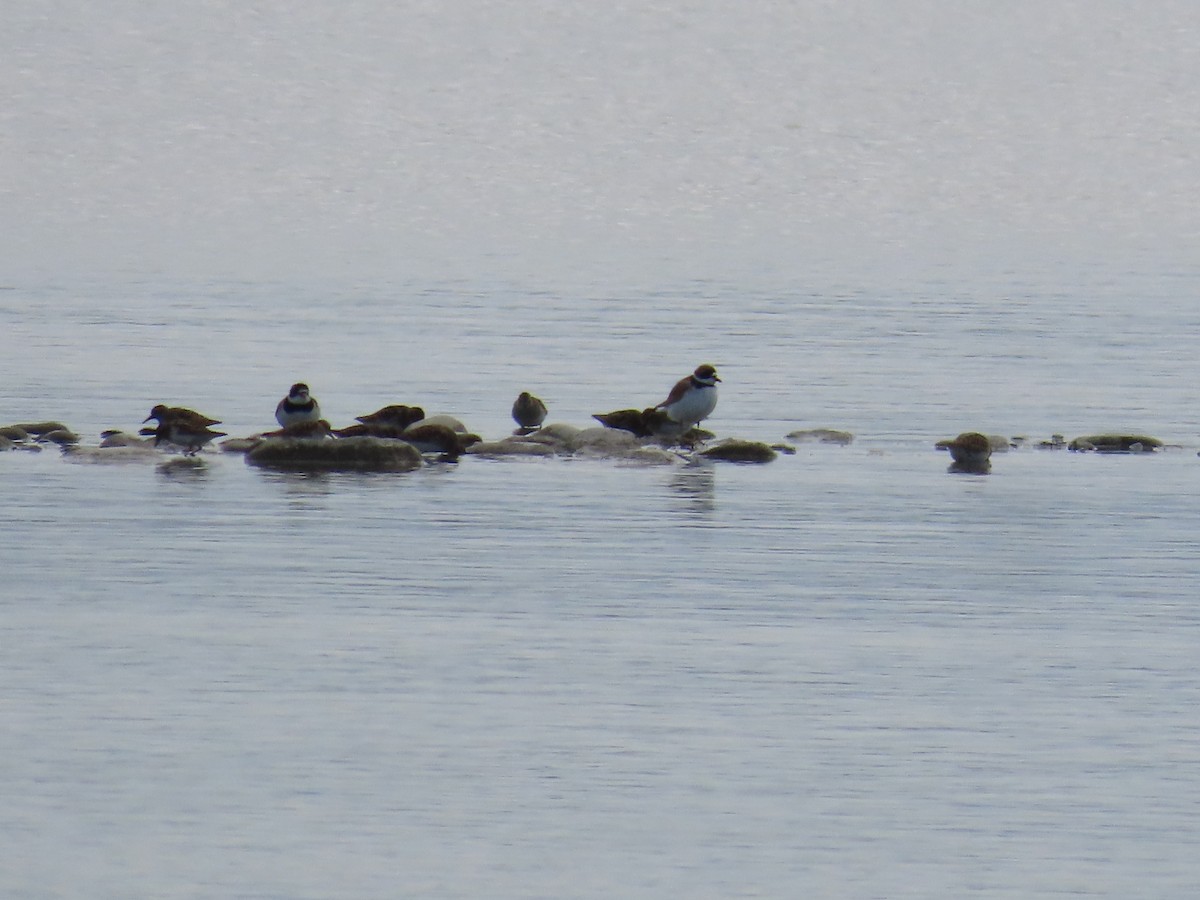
[277, 402, 321, 428]
[665, 386, 717, 425]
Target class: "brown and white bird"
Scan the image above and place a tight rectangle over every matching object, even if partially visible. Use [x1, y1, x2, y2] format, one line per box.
[511, 392, 548, 430]
[655, 364, 720, 428]
[275, 383, 321, 428]
[148, 415, 225, 458]
[143, 405, 221, 429]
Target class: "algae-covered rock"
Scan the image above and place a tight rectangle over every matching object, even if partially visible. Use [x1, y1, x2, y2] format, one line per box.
[246, 436, 423, 472]
[698, 440, 778, 463]
[937, 432, 992, 466]
[11, 421, 71, 437]
[1069, 434, 1162, 453]
[39, 428, 80, 445]
[0, 425, 31, 441]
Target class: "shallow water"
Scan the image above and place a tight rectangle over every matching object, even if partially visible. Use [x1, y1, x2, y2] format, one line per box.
[4, 274, 1200, 899]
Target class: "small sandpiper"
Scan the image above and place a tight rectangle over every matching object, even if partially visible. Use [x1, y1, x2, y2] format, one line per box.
[511, 392, 548, 430]
[143, 405, 221, 429]
[151, 417, 227, 455]
[275, 383, 321, 429]
[656, 364, 720, 429]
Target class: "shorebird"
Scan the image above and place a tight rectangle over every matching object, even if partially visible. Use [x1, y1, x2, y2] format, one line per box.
[143, 405, 221, 429]
[151, 416, 226, 455]
[275, 383, 321, 428]
[655, 364, 720, 429]
[511, 392, 548, 430]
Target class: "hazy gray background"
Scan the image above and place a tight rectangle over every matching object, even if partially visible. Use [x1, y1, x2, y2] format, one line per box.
[4, 0, 1198, 282]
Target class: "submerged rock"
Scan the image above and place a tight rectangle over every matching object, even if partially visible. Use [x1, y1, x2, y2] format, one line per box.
[786, 428, 854, 445]
[62, 444, 161, 464]
[698, 440, 778, 464]
[246, 436, 423, 472]
[1069, 434, 1163, 453]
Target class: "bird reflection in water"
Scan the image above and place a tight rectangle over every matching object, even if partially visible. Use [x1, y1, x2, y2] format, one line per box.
[669, 464, 716, 517]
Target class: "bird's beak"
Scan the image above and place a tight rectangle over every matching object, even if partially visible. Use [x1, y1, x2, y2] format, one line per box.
[714, 376, 722, 382]
[142, 414, 153, 423]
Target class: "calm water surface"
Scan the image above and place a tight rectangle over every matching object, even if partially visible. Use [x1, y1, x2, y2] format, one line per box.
[3, 274, 1200, 899]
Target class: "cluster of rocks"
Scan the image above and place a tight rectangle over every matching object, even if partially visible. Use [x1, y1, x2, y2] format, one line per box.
[4, 411, 1177, 476]
[935, 431, 1168, 474]
[0, 421, 80, 451]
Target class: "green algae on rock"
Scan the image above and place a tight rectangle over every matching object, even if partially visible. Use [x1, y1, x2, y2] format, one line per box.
[246, 436, 424, 472]
[1068, 434, 1163, 453]
[698, 440, 778, 463]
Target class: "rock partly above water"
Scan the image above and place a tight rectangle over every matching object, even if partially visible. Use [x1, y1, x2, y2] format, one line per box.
[698, 440, 778, 464]
[246, 436, 424, 472]
[1069, 434, 1163, 453]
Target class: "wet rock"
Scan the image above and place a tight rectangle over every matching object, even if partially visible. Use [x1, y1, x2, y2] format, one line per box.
[39, 428, 80, 445]
[467, 439, 560, 457]
[246, 436, 424, 472]
[0, 435, 13, 452]
[0, 425, 31, 441]
[99, 430, 152, 448]
[937, 432, 992, 473]
[518, 423, 582, 447]
[986, 434, 1011, 453]
[1069, 434, 1163, 453]
[568, 427, 644, 454]
[786, 428, 854, 445]
[698, 440, 778, 463]
[11, 421, 71, 437]
[219, 436, 264, 454]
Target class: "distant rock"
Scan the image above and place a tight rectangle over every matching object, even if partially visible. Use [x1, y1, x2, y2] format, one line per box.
[1069, 434, 1163, 453]
[786, 428, 854, 445]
